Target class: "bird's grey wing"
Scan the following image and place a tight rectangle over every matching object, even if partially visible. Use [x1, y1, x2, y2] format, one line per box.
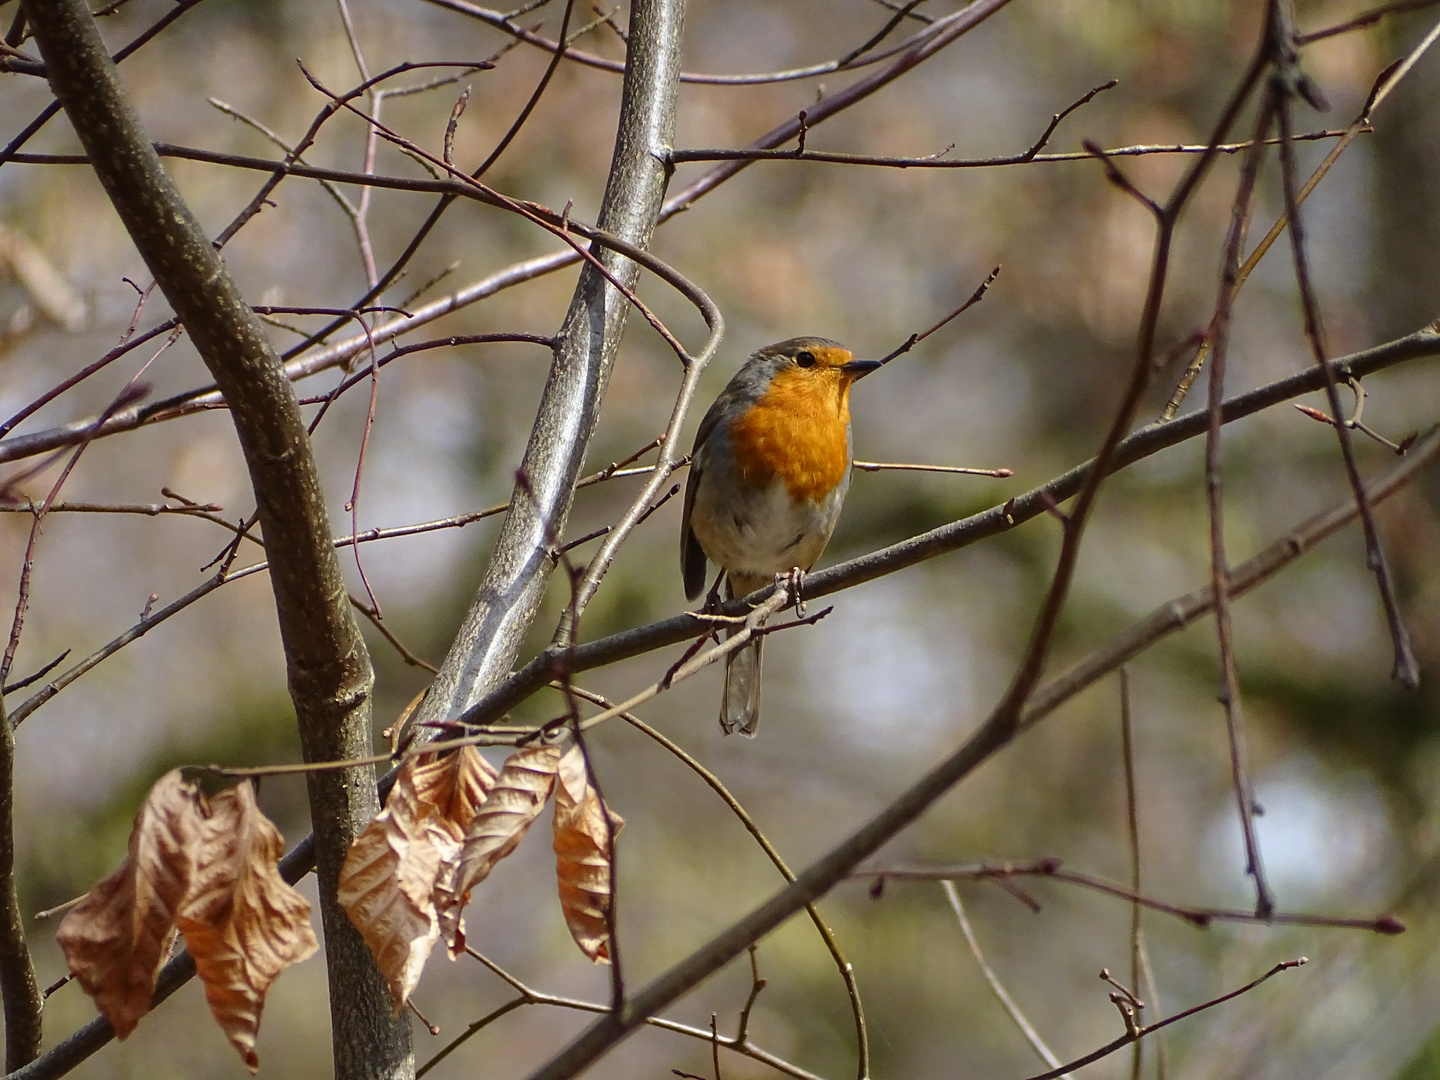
[681, 389, 737, 601]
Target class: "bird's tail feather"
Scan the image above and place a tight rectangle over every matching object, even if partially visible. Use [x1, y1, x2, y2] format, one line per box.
[721, 636, 762, 737]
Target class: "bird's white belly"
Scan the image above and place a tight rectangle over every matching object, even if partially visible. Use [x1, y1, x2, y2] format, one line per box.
[691, 474, 847, 585]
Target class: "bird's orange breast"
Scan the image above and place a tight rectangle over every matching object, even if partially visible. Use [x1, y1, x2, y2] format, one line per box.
[727, 369, 852, 504]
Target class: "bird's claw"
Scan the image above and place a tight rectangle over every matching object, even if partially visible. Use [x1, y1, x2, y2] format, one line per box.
[776, 567, 807, 617]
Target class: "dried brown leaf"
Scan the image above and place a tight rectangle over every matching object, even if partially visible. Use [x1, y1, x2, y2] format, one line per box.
[413, 744, 499, 830]
[176, 781, 318, 1073]
[552, 745, 624, 963]
[338, 747, 497, 1008]
[55, 770, 203, 1038]
[438, 743, 561, 953]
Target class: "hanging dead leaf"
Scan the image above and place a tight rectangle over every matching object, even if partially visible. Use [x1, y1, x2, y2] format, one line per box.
[338, 747, 497, 1008]
[552, 745, 624, 963]
[412, 744, 499, 831]
[438, 742, 561, 952]
[176, 780, 318, 1073]
[56, 770, 203, 1038]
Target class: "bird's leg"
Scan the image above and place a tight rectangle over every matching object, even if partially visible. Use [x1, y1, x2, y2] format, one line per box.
[704, 569, 726, 612]
[778, 566, 807, 617]
[683, 570, 743, 625]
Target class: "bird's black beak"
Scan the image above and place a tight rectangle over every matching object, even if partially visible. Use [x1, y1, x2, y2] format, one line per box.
[840, 358, 883, 380]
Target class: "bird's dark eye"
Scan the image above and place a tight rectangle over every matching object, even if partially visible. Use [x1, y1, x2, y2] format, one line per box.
[794, 350, 816, 368]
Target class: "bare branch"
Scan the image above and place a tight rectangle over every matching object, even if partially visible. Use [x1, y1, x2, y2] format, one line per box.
[570, 686, 869, 1078]
[866, 862, 1405, 935]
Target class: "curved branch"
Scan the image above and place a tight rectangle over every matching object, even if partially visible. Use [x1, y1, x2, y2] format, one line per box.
[17, 2, 408, 1076]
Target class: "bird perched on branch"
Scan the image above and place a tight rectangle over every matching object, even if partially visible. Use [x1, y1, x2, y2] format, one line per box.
[681, 337, 880, 736]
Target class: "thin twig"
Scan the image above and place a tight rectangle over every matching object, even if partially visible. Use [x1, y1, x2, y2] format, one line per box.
[1272, 24, 1420, 689]
[1019, 959, 1307, 1080]
[334, 0, 382, 288]
[942, 882, 1071, 1078]
[852, 461, 1011, 477]
[413, 949, 832, 1080]
[350, 597, 440, 673]
[1163, 17, 1440, 420]
[0, 499, 222, 517]
[1205, 92, 1276, 918]
[865, 861, 1405, 934]
[9, 127, 1363, 177]
[0, 648, 67, 695]
[874, 266, 1000, 366]
[0, 319, 175, 441]
[1118, 669, 1148, 1080]
[669, 126, 1358, 169]
[1019, 79, 1117, 162]
[1298, 0, 1440, 43]
[565, 684, 870, 1080]
[208, 98, 359, 219]
[471, 0, 577, 179]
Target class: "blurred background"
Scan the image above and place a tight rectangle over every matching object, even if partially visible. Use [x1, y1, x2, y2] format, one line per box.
[2, 0, 1440, 1076]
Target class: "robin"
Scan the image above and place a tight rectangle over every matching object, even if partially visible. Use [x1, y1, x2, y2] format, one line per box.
[681, 337, 881, 736]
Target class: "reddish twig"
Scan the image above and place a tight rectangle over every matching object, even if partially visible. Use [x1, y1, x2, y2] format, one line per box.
[859, 861, 1405, 934]
[1205, 93, 1277, 918]
[667, 126, 1358, 169]
[1019, 959, 1308, 1080]
[1020, 79, 1118, 162]
[875, 266, 1000, 365]
[1270, 2, 1420, 690]
[1, 372, 153, 684]
[0, 319, 176, 440]
[1298, 0, 1440, 43]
